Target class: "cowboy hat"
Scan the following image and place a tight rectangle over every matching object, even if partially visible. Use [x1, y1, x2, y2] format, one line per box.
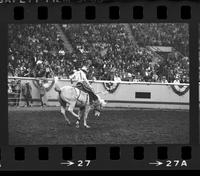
[36, 60, 43, 65]
[127, 73, 132, 77]
[81, 66, 88, 72]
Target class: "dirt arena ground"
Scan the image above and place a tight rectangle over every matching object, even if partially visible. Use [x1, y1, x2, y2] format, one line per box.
[8, 106, 189, 145]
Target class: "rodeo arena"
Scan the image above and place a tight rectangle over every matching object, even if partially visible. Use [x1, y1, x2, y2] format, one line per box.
[8, 23, 190, 144]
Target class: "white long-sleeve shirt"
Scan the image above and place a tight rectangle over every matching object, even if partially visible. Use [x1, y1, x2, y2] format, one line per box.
[70, 70, 90, 85]
[173, 79, 180, 84]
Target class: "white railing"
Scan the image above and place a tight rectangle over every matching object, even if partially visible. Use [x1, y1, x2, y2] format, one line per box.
[8, 76, 190, 86]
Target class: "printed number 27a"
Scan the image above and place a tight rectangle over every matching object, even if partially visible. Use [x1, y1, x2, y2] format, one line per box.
[166, 160, 187, 167]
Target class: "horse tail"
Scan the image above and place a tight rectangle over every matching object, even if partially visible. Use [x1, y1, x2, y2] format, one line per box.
[54, 84, 61, 94]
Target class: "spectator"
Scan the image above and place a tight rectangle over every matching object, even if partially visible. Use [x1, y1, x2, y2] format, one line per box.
[8, 81, 14, 106]
[135, 72, 142, 82]
[160, 76, 168, 83]
[38, 80, 47, 107]
[114, 73, 121, 82]
[127, 73, 133, 82]
[173, 75, 180, 84]
[14, 80, 21, 106]
[180, 75, 189, 83]
[152, 73, 159, 82]
[35, 63, 46, 78]
[44, 61, 54, 78]
[22, 81, 32, 107]
[10, 79, 22, 107]
[8, 24, 189, 83]
[185, 76, 189, 83]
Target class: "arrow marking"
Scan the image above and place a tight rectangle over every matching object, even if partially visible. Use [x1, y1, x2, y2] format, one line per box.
[149, 161, 163, 166]
[61, 161, 75, 167]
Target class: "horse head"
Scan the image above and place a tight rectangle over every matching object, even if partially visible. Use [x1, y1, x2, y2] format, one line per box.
[93, 95, 107, 117]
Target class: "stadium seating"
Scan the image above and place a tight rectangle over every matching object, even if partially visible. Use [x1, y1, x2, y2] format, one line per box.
[8, 23, 189, 83]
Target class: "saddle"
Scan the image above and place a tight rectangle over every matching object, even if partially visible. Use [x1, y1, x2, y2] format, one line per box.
[75, 83, 97, 104]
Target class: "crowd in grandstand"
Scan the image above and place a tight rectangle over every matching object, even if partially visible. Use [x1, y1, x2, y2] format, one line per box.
[132, 23, 189, 56]
[8, 23, 189, 83]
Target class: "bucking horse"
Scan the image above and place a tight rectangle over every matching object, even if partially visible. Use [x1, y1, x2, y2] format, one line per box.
[54, 82, 106, 128]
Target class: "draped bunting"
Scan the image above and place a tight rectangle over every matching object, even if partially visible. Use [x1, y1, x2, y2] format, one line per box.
[170, 85, 189, 96]
[103, 82, 119, 93]
[32, 78, 55, 92]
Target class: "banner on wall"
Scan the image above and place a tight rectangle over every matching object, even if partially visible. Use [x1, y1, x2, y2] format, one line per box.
[32, 78, 55, 92]
[170, 84, 189, 96]
[102, 82, 120, 93]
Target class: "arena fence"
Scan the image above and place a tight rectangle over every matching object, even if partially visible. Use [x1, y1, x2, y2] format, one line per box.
[7, 77, 193, 110]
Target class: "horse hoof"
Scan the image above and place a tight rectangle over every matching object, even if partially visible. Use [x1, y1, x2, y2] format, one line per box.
[66, 122, 71, 126]
[84, 125, 90, 128]
[76, 125, 79, 128]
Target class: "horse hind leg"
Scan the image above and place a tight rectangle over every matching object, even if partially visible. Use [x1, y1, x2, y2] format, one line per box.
[68, 102, 80, 120]
[83, 107, 90, 128]
[61, 106, 71, 125]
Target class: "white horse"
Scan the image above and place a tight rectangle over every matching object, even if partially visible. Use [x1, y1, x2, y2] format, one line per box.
[54, 84, 106, 128]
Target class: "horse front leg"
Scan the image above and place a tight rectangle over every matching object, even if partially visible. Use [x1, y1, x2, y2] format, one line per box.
[61, 106, 71, 125]
[75, 108, 82, 128]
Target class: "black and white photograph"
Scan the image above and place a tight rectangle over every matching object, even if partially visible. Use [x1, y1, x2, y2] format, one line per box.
[8, 23, 189, 145]
[199, 24, 200, 143]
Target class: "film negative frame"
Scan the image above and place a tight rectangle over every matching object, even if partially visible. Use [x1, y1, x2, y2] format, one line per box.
[0, 0, 199, 171]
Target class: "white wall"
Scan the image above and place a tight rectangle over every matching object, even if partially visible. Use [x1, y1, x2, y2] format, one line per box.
[9, 77, 190, 110]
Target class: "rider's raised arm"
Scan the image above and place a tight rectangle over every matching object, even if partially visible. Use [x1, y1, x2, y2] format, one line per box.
[69, 72, 76, 80]
[69, 71, 78, 84]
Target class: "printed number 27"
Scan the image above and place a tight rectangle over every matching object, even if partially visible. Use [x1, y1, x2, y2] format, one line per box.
[77, 160, 91, 167]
